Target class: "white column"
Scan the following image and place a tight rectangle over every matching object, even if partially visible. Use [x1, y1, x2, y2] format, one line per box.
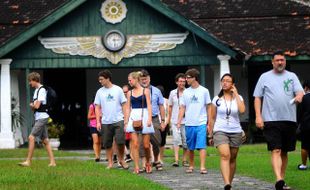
[0, 59, 15, 149]
[217, 55, 231, 78]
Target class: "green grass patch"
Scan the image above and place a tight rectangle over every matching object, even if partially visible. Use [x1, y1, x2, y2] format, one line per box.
[165, 142, 310, 190]
[0, 148, 84, 158]
[0, 159, 167, 190]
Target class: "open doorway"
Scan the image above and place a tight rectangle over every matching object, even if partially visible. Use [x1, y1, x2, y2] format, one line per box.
[44, 69, 89, 149]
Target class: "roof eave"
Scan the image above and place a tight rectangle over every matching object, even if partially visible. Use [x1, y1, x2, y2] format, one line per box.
[0, 0, 87, 58]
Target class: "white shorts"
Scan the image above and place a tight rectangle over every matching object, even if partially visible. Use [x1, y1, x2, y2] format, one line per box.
[171, 123, 187, 149]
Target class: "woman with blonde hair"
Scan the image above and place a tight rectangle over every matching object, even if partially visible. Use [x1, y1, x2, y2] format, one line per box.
[124, 71, 154, 174]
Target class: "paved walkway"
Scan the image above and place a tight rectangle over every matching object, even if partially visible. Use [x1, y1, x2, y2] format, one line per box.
[6, 149, 275, 190]
[74, 150, 275, 190]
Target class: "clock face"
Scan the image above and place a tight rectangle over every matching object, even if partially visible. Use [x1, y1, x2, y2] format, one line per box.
[103, 30, 126, 52]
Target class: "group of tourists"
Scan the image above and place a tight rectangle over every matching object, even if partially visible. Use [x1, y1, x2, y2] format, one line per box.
[19, 51, 310, 190]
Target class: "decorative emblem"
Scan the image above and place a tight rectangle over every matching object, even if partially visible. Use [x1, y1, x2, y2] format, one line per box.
[103, 30, 126, 52]
[39, 31, 189, 65]
[101, 0, 127, 24]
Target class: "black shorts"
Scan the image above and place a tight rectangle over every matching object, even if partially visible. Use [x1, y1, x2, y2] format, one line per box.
[300, 131, 310, 151]
[160, 125, 169, 147]
[101, 121, 125, 149]
[263, 121, 297, 152]
[89, 127, 101, 136]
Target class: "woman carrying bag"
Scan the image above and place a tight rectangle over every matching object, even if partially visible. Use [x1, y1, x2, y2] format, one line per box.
[124, 71, 154, 174]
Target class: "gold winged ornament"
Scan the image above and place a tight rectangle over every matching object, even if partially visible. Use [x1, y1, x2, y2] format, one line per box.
[39, 31, 189, 64]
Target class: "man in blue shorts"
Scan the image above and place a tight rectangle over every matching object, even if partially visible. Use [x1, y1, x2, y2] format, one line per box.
[177, 68, 211, 174]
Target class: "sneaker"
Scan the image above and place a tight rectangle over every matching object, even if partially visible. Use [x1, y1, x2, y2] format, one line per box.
[283, 184, 291, 190]
[275, 180, 285, 190]
[298, 164, 307, 170]
[117, 162, 122, 168]
[125, 157, 132, 163]
[113, 155, 118, 163]
[95, 158, 100, 162]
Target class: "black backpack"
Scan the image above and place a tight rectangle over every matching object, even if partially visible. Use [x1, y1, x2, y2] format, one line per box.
[35, 85, 57, 113]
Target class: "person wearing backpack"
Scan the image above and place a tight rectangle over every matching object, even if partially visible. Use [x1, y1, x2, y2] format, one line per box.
[19, 72, 56, 167]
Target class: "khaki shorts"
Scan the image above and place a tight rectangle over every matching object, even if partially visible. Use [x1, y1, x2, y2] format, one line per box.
[30, 118, 49, 140]
[213, 131, 242, 148]
[101, 121, 125, 149]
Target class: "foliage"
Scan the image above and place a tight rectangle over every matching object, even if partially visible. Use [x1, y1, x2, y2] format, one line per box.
[11, 96, 24, 131]
[47, 118, 65, 138]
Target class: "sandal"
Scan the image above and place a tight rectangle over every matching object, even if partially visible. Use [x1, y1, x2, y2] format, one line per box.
[186, 167, 194, 173]
[133, 168, 140, 174]
[182, 161, 189, 167]
[200, 168, 208, 174]
[146, 163, 152, 174]
[154, 162, 163, 171]
[139, 167, 146, 173]
[119, 161, 129, 170]
[172, 161, 179, 167]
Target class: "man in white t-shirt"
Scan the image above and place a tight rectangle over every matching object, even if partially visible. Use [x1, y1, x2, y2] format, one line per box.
[167, 73, 189, 167]
[177, 68, 211, 174]
[19, 72, 56, 167]
[94, 70, 128, 169]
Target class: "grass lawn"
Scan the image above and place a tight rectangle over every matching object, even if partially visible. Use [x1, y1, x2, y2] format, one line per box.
[164, 142, 310, 190]
[0, 149, 168, 190]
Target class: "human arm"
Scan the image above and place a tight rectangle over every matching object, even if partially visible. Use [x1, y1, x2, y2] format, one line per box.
[95, 104, 102, 130]
[145, 89, 152, 127]
[254, 97, 264, 129]
[231, 85, 245, 114]
[123, 92, 131, 128]
[87, 105, 96, 120]
[177, 105, 185, 129]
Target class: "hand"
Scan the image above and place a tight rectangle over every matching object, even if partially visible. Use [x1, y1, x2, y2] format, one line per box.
[147, 119, 152, 127]
[231, 84, 238, 96]
[177, 123, 181, 129]
[124, 122, 128, 130]
[208, 138, 214, 146]
[96, 123, 101, 131]
[255, 116, 264, 129]
[295, 95, 303, 103]
[160, 122, 166, 131]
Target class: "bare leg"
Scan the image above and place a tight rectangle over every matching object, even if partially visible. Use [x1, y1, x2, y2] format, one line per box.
[25, 135, 36, 164]
[280, 151, 288, 179]
[131, 133, 140, 171]
[301, 148, 308, 166]
[117, 144, 126, 164]
[42, 138, 56, 166]
[271, 149, 283, 181]
[218, 144, 231, 185]
[199, 148, 206, 170]
[143, 135, 151, 163]
[106, 148, 113, 168]
[174, 145, 180, 162]
[182, 148, 189, 162]
[229, 147, 239, 184]
[160, 146, 165, 163]
[92, 134, 100, 159]
[189, 150, 195, 169]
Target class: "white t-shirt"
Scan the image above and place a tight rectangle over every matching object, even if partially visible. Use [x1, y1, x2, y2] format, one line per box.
[212, 95, 243, 133]
[33, 85, 49, 120]
[180, 85, 211, 126]
[94, 85, 127, 124]
[168, 88, 185, 124]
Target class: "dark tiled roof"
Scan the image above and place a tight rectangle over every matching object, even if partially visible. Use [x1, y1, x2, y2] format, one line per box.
[0, 0, 68, 47]
[162, 0, 310, 56]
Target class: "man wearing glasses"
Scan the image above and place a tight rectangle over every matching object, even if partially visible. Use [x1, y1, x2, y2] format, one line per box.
[177, 68, 211, 174]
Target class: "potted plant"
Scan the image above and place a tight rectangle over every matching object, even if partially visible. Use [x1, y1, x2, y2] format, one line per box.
[47, 118, 65, 150]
